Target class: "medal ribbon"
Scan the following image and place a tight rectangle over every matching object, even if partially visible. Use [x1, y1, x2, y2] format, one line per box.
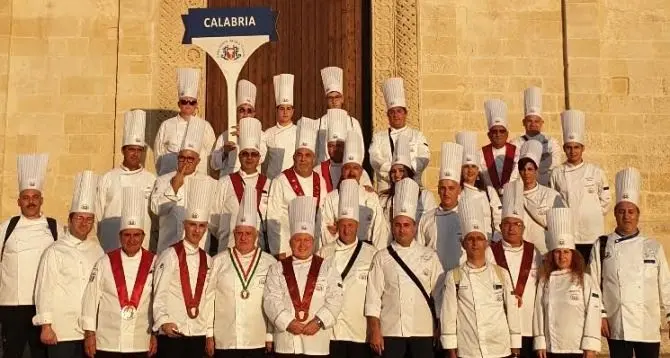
[281, 256, 324, 321]
[173, 241, 208, 318]
[108, 248, 154, 309]
[229, 247, 262, 292]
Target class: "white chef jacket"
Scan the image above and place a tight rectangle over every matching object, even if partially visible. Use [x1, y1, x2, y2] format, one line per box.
[365, 240, 443, 337]
[379, 189, 437, 225]
[589, 231, 670, 343]
[417, 206, 465, 272]
[150, 171, 217, 253]
[262, 123, 297, 179]
[212, 171, 270, 252]
[205, 247, 276, 350]
[317, 186, 390, 250]
[313, 161, 373, 190]
[210, 130, 268, 178]
[440, 262, 522, 358]
[152, 241, 212, 336]
[460, 183, 502, 239]
[522, 184, 565, 254]
[263, 255, 343, 355]
[80, 250, 156, 353]
[266, 170, 328, 256]
[33, 233, 104, 342]
[479, 145, 520, 193]
[97, 166, 156, 252]
[549, 162, 611, 245]
[369, 126, 430, 192]
[315, 113, 364, 163]
[533, 271, 602, 353]
[153, 115, 216, 176]
[318, 240, 376, 343]
[511, 134, 562, 186]
[0, 215, 58, 306]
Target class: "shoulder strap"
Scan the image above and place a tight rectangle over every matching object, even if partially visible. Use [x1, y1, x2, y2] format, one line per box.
[387, 245, 437, 326]
[453, 268, 461, 292]
[1, 216, 21, 261]
[598, 235, 608, 291]
[46, 217, 58, 240]
[340, 241, 363, 281]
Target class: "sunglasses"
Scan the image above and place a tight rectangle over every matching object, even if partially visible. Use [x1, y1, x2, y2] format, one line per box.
[179, 99, 197, 106]
[178, 155, 198, 163]
[240, 151, 260, 158]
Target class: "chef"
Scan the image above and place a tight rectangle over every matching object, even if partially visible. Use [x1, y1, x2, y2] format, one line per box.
[263, 74, 298, 179]
[150, 118, 217, 253]
[589, 168, 670, 358]
[511, 87, 562, 186]
[318, 181, 376, 358]
[152, 178, 214, 358]
[154, 68, 216, 176]
[33, 171, 105, 358]
[0, 153, 55, 358]
[214, 117, 270, 252]
[205, 185, 276, 358]
[369, 77, 430, 192]
[365, 178, 443, 358]
[81, 187, 157, 358]
[266, 122, 327, 258]
[211, 79, 267, 178]
[263, 196, 344, 357]
[440, 200, 522, 358]
[549, 109, 610, 262]
[97, 109, 156, 252]
[480, 99, 519, 197]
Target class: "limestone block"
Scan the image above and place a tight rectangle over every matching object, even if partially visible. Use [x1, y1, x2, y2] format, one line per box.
[118, 55, 152, 75]
[67, 134, 102, 155]
[568, 39, 601, 58]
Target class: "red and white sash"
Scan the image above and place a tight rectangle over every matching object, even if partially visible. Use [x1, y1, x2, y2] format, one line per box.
[490, 240, 535, 305]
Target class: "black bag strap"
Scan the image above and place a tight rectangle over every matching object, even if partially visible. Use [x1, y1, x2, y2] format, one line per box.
[388, 128, 395, 155]
[46, 217, 58, 241]
[1, 216, 21, 261]
[340, 241, 363, 281]
[598, 235, 608, 291]
[387, 245, 437, 326]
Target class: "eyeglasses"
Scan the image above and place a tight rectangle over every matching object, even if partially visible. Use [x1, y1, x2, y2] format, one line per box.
[178, 155, 198, 163]
[237, 107, 254, 114]
[489, 129, 507, 134]
[240, 151, 260, 158]
[72, 216, 94, 224]
[502, 221, 524, 229]
[179, 99, 197, 106]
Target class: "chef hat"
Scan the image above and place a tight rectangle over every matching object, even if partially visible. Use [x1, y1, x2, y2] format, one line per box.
[440, 142, 463, 182]
[321, 66, 343, 95]
[295, 118, 318, 153]
[235, 185, 258, 229]
[547, 208, 575, 251]
[326, 109, 348, 143]
[70, 171, 99, 214]
[236, 79, 257, 108]
[273, 74, 294, 106]
[520, 139, 543, 167]
[338, 179, 359, 222]
[523, 87, 543, 118]
[180, 118, 206, 154]
[185, 177, 215, 222]
[615, 167, 641, 206]
[343, 132, 364, 166]
[122, 109, 146, 147]
[459, 199, 487, 239]
[391, 133, 413, 169]
[177, 68, 200, 99]
[17, 153, 49, 193]
[561, 110, 586, 145]
[238, 117, 262, 152]
[393, 178, 420, 221]
[501, 180, 524, 220]
[119, 186, 146, 232]
[289, 196, 317, 237]
[484, 99, 508, 129]
[455, 131, 480, 168]
[383, 77, 407, 110]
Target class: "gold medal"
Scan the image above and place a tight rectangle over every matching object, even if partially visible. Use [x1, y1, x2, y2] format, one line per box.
[240, 289, 250, 299]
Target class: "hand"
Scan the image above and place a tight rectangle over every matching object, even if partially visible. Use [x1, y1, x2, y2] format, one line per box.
[230, 126, 239, 137]
[40, 325, 57, 345]
[364, 185, 375, 193]
[302, 319, 321, 336]
[536, 349, 547, 358]
[161, 323, 181, 338]
[84, 332, 96, 357]
[446, 349, 457, 358]
[148, 335, 157, 356]
[601, 318, 610, 338]
[170, 167, 186, 192]
[223, 141, 237, 154]
[327, 224, 337, 235]
[265, 341, 273, 353]
[276, 253, 287, 261]
[511, 348, 521, 356]
[583, 350, 596, 358]
[205, 337, 215, 357]
[368, 326, 384, 355]
[286, 320, 305, 335]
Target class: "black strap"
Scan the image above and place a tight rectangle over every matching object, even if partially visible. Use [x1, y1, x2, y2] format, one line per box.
[46, 218, 58, 240]
[1, 216, 57, 261]
[388, 129, 395, 155]
[387, 245, 437, 327]
[340, 241, 363, 280]
[522, 135, 529, 141]
[598, 235, 608, 291]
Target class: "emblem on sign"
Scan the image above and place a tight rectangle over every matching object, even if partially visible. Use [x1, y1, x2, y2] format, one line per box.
[218, 40, 244, 61]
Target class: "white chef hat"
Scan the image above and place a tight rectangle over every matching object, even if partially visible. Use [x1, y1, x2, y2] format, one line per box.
[70, 171, 99, 214]
[440, 142, 464, 182]
[391, 133, 413, 169]
[455, 131, 480, 168]
[17, 153, 49, 193]
[383, 77, 407, 110]
[185, 177, 215, 222]
[273, 74, 294, 106]
[547, 207, 575, 251]
[615, 167, 641, 206]
[523, 87, 543, 118]
[501, 180, 524, 220]
[520, 139, 543, 167]
[338, 179, 359, 222]
[295, 117, 318, 153]
[236, 79, 257, 108]
[393, 178, 420, 221]
[484, 99, 508, 129]
[343, 132, 364, 166]
[119, 186, 146, 232]
[235, 185, 258, 229]
[561, 110, 586, 145]
[459, 199, 487, 239]
[180, 118, 206, 154]
[238, 117, 262, 152]
[326, 109, 348, 143]
[321, 66, 343, 95]
[289, 196, 317, 237]
[122, 109, 146, 147]
[177, 68, 200, 99]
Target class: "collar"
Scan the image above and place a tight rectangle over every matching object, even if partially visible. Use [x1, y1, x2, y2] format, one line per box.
[523, 183, 539, 194]
[550, 269, 572, 276]
[614, 230, 640, 243]
[19, 214, 46, 222]
[389, 126, 407, 135]
[237, 170, 259, 179]
[501, 239, 524, 252]
[178, 114, 191, 122]
[63, 231, 87, 246]
[564, 161, 585, 172]
[292, 168, 313, 179]
[463, 183, 477, 191]
[330, 161, 342, 167]
[292, 255, 313, 264]
[182, 240, 200, 253]
[464, 261, 488, 273]
[233, 247, 258, 258]
[436, 205, 458, 216]
[275, 122, 294, 129]
[121, 249, 142, 260]
[120, 165, 144, 174]
[391, 240, 416, 250]
[336, 239, 358, 250]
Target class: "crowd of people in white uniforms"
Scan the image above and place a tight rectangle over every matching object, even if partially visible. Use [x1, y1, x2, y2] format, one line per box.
[0, 64, 668, 358]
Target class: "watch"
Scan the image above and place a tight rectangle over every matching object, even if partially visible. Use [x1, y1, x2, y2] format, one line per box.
[314, 316, 324, 329]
